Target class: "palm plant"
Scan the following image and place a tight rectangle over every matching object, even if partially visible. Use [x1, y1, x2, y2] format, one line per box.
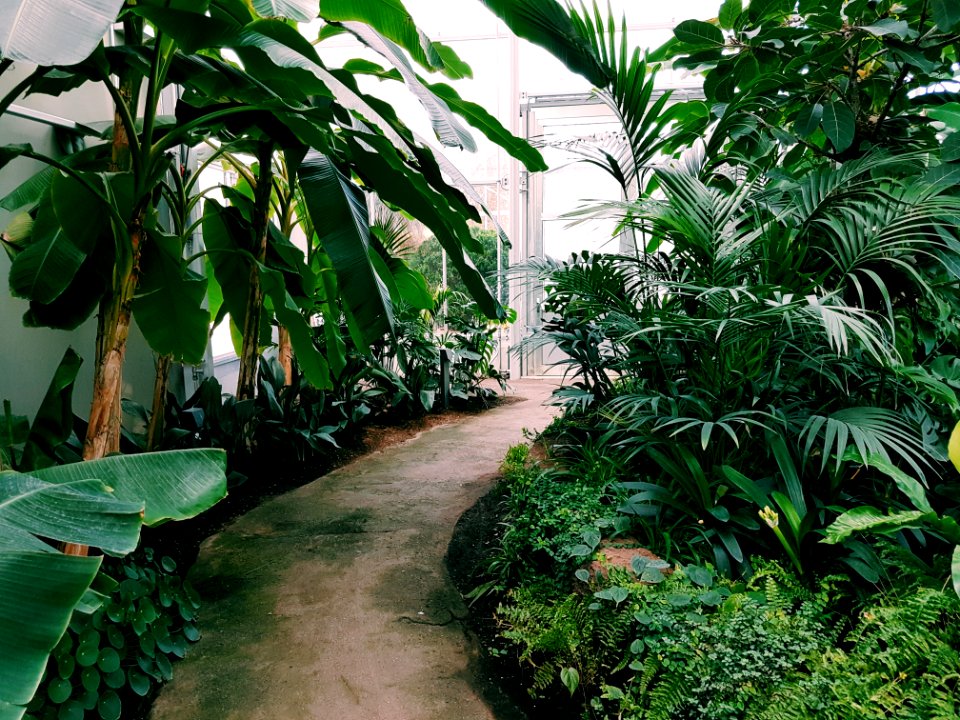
[530, 153, 960, 576]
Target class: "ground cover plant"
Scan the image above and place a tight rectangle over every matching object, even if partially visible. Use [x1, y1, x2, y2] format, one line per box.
[456, 0, 960, 717]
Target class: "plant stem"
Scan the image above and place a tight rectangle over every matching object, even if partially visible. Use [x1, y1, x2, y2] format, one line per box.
[236, 143, 275, 400]
[146, 354, 172, 451]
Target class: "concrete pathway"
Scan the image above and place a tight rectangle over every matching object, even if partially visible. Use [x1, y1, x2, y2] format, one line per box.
[151, 378, 558, 720]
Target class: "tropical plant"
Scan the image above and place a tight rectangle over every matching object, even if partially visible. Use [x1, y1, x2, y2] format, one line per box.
[25, 547, 202, 720]
[824, 420, 960, 597]
[0, 446, 226, 719]
[1, 349, 83, 472]
[524, 152, 960, 575]
[0, 0, 546, 470]
[410, 227, 509, 303]
[660, 0, 960, 171]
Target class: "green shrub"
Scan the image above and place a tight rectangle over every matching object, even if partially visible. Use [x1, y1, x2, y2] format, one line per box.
[495, 447, 626, 583]
[26, 548, 201, 720]
[764, 586, 960, 720]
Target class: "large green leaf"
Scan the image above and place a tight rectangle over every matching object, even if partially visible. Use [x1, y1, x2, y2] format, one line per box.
[339, 22, 476, 151]
[296, 151, 394, 344]
[30, 449, 227, 525]
[821, 102, 856, 153]
[931, 0, 960, 32]
[845, 450, 933, 513]
[201, 200, 270, 347]
[319, 0, 467, 77]
[259, 264, 332, 389]
[477, 0, 609, 86]
[0, 0, 123, 65]
[823, 507, 928, 544]
[310, 249, 348, 378]
[673, 19, 725, 47]
[132, 231, 210, 364]
[0, 446, 226, 719]
[20, 245, 109, 331]
[0, 550, 102, 719]
[18, 348, 82, 471]
[0, 473, 142, 719]
[0, 475, 142, 554]
[344, 131, 501, 318]
[8, 197, 88, 305]
[426, 81, 547, 171]
[931, 104, 960, 133]
[229, 19, 416, 152]
[252, 0, 318, 22]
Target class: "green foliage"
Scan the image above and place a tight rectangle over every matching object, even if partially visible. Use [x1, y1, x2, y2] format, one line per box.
[491, 442, 626, 586]
[409, 228, 508, 304]
[498, 585, 634, 699]
[760, 587, 960, 720]
[495, 559, 843, 719]
[665, 0, 960, 170]
[526, 154, 960, 577]
[1, 349, 82, 471]
[24, 548, 202, 720]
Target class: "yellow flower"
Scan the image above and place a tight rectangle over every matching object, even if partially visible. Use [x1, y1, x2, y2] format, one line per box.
[759, 506, 779, 529]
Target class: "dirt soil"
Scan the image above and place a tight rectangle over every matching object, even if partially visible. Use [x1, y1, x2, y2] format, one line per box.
[150, 378, 557, 720]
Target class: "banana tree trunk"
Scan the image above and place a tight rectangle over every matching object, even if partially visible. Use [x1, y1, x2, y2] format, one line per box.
[236, 143, 275, 400]
[65, 16, 143, 558]
[276, 195, 298, 387]
[278, 326, 293, 386]
[146, 354, 172, 451]
[83, 223, 144, 461]
[64, 221, 144, 557]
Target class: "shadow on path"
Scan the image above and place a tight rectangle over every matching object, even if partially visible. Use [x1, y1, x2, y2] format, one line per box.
[151, 378, 558, 720]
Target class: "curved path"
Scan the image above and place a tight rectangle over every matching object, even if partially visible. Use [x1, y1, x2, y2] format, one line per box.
[151, 378, 557, 720]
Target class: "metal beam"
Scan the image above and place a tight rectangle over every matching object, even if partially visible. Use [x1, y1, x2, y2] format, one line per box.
[6, 103, 99, 135]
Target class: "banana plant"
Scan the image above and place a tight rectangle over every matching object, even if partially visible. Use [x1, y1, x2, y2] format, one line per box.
[0, 447, 227, 720]
[1, 0, 546, 465]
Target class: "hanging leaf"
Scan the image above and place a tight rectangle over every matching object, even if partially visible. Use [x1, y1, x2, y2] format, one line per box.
[673, 19, 725, 48]
[259, 263, 332, 389]
[0, 0, 123, 65]
[559, 667, 580, 696]
[17, 348, 82, 471]
[296, 151, 394, 345]
[931, 0, 960, 32]
[821, 102, 856, 152]
[8, 197, 89, 306]
[339, 22, 477, 151]
[426, 81, 547, 171]
[251, 0, 318, 22]
[476, 0, 610, 86]
[201, 200, 271, 348]
[132, 231, 210, 364]
[344, 132, 501, 319]
[319, 0, 465, 77]
[793, 103, 823, 138]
